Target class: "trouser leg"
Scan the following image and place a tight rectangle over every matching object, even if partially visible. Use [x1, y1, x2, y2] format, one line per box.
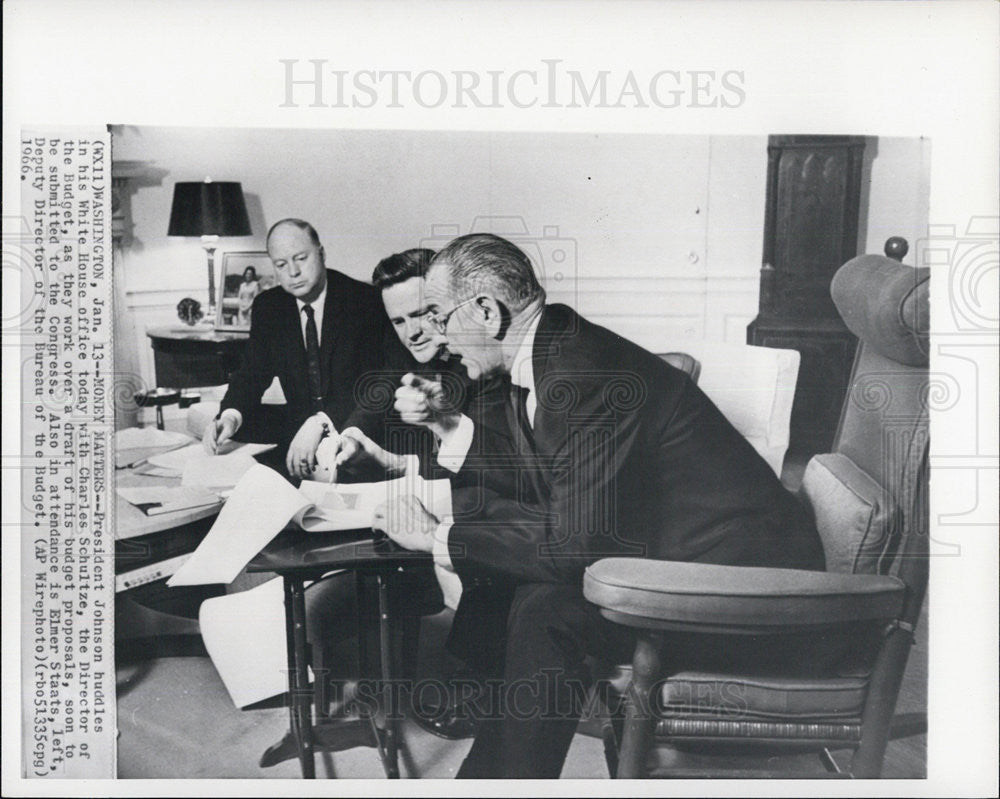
[458, 582, 630, 779]
[304, 566, 443, 711]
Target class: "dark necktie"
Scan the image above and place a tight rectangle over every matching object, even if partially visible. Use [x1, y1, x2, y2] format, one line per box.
[507, 381, 535, 453]
[302, 304, 323, 412]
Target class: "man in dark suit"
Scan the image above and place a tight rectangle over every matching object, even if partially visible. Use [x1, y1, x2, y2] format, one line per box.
[375, 233, 825, 778]
[337, 248, 514, 489]
[287, 247, 503, 738]
[202, 218, 389, 479]
[335, 248, 469, 472]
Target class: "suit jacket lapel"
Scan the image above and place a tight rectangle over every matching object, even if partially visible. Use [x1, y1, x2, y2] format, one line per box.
[530, 304, 564, 438]
[280, 290, 308, 391]
[524, 305, 574, 499]
[513, 306, 567, 502]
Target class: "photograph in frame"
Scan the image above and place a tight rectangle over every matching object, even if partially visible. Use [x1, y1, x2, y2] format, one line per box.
[216, 251, 276, 332]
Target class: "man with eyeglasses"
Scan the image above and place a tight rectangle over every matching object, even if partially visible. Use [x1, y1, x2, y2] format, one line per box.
[372, 233, 827, 778]
[332, 248, 511, 486]
[306, 247, 516, 741]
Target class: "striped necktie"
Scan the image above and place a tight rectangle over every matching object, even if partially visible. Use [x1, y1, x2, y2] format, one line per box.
[302, 304, 323, 412]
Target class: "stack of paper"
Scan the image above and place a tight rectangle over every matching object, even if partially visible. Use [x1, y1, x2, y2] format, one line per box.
[168, 465, 308, 586]
[133, 441, 275, 491]
[116, 485, 221, 516]
[167, 464, 452, 586]
[296, 473, 452, 531]
[115, 428, 194, 469]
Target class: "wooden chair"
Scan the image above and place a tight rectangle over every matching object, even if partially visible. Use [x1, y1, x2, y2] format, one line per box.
[584, 249, 929, 778]
[658, 352, 702, 385]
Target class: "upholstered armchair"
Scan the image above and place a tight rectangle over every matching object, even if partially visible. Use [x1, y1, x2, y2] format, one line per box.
[584, 251, 930, 778]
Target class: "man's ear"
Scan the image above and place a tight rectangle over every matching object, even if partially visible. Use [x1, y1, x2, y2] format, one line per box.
[318, 245, 326, 266]
[478, 296, 515, 341]
[476, 295, 504, 338]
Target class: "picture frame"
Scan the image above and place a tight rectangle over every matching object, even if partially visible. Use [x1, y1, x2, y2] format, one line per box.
[215, 251, 276, 332]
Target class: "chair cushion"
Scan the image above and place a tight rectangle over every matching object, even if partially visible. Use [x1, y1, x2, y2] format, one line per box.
[831, 255, 930, 367]
[802, 453, 900, 575]
[660, 671, 868, 719]
[682, 342, 800, 476]
[583, 559, 904, 628]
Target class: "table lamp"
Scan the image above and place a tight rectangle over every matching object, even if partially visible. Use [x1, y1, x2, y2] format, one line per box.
[167, 178, 252, 321]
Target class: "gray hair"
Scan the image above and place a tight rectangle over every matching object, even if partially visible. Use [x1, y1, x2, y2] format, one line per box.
[430, 233, 544, 313]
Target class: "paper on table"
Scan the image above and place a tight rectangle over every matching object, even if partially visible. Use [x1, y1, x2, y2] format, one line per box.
[199, 577, 296, 708]
[129, 464, 180, 479]
[295, 473, 453, 531]
[147, 441, 276, 474]
[181, 452, 258, 490]
[167, 464, 454, 585]
[167, 464, 309, 586]
[116, 485, 221, 516]
[114, 428, 194, 469]
[115, 427, 193, 449]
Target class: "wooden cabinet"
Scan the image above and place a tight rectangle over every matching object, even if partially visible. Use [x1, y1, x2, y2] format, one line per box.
[747, 135, 867, 456]
[146, 325, 248, 388]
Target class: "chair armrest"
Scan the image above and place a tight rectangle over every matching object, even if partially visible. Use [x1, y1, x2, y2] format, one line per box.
[583, 558, 904, 632]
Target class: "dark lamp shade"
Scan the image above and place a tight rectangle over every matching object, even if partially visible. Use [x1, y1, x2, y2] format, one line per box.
[167, 181, 252, 237]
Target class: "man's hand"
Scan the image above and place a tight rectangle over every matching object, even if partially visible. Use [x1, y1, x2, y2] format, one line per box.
[394, 373, 460, 439]
[203, 414, 238, 455]
[286, 415, 328, 479]
[372, 494, 438, 553]
[334, 427, 407, 475]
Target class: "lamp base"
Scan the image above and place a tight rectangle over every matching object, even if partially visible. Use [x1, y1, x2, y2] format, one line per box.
[202, 237, 219, 313]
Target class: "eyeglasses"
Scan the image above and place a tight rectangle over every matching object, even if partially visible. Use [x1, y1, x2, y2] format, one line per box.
[424, 296, 478, 336]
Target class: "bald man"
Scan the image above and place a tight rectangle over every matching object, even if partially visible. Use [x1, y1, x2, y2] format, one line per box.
[204, 218, 390, 479]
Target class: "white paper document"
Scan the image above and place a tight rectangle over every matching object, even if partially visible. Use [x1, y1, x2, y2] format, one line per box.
[116, 485, 221, 516]
[180, 453, 259, 490]
[146, 441, 276, 473]
[295, 472, 453, 532]
[198, 577, 294, 708]
[167, 465, 310, 586]
[167, 464, 452, 586]
[114, 427, 194, 469]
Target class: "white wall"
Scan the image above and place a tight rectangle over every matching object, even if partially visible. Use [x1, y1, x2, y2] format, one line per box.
[863, 136, 932, 259]
[112, 127, 928, 388]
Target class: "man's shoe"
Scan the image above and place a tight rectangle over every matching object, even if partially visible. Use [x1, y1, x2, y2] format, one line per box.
[410, 697, 478, 740]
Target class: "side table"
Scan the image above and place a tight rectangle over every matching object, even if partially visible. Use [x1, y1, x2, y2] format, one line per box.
[146, 325, 249, 388]
[115, 466, 225, 660]
[248, 528, 436, 779]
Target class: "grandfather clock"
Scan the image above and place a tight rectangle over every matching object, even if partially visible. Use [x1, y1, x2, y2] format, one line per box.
[747, 135, 867, 456]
